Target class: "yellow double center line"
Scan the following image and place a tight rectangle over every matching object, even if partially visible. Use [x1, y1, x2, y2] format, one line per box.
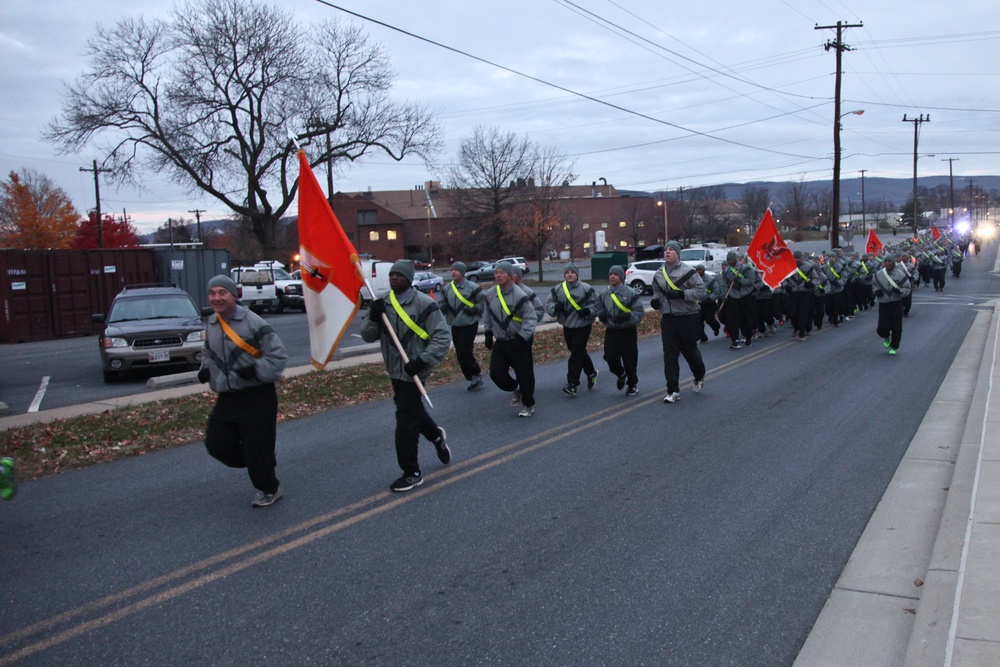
[0, 338, 790, 664]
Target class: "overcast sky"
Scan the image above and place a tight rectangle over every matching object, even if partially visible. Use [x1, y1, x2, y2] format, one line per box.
[2, 0, 998, 231]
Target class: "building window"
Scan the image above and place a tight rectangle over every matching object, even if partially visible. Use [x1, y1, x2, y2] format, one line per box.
[369, 231, 379, 241]
[638, 221, 644, 228]
[619, 221, 627, 228]
[583, 241, 591, 250]
[582, 223, 590, 230]
[563, 224, 570, 230]
[619, 240, 628, 247]
[357, 210, 377, 225]
[387, 230, 397, 240]
[601, 222, 608, 229]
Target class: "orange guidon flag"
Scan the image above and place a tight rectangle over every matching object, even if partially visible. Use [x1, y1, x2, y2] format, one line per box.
[297, 150, 365, 369]
[746, 209, 798, 289]
[866, 228, 884, 255]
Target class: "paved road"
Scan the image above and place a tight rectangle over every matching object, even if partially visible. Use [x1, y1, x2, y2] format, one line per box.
[1, 245, 994, 665]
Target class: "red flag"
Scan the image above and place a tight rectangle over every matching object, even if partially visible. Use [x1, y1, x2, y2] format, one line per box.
[866, 229, 883, 255]
[297, 150, 365, 369]
[932, 226, 941, 240]
[746, 209, 797, 289]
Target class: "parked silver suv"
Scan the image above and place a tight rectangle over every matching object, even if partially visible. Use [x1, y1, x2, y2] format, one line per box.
[92, 285, 206, 383]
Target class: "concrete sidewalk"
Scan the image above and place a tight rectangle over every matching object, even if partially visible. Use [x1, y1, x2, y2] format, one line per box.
[796, 306, 1000, 662]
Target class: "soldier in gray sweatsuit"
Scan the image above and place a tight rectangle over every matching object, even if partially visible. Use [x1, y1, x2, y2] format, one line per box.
[483, 261, 538, 417]
[200, 274, 289, 508]
[872, 254, 912, 354]
[436, 261, 486, 391]
[361, 260, 452, 492]
[597, 265, 645, 395]
[546, 262, 599, 395]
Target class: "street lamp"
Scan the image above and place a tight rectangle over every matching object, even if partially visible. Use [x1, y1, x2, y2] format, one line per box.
[656, 199, 668, 244]
[424, 204, 433, 266]
[832, 109, 864, 249]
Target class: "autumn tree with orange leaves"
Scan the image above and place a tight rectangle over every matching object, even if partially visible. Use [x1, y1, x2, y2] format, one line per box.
[0, 169, 80, 249]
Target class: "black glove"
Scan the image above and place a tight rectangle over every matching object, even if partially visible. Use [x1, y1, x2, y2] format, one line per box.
[665, 290, 684, 299]
[874, 289, 885, 297]
[579, 307, 592, 319]
[404, 358, 428, 377]
[369, 298, 386, 319]
[484, 331, 494, 350]
[197, 367, 210, 383]
[598, 313, 609, 325]
[236, 365, 256, 381]
[553, 302, 564, 316]
[891, 287, 902, 295]
[650, 297, 661, 310]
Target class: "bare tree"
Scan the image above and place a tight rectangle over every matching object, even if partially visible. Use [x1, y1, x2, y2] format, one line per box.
[811, 188, 833, 231]
[618, 196, 656, 250]
[506, 146, 577, 280]
[740, 185, 770, 236]
[779, 180, 811, 236]
[46, 0, 439, 256]
[689, 185, 727, 241]
[447, 126, 536, 258]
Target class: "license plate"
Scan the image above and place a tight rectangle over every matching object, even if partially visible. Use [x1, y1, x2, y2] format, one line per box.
[148, 350, 170, 363]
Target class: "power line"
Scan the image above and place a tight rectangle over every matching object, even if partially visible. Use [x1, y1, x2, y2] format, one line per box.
[310, 0, 820, 161]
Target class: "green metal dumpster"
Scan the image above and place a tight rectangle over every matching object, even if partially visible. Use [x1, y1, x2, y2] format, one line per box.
[590, 251, 630, 284]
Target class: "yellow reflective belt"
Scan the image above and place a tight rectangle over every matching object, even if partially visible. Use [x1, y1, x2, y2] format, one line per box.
[610, 293, 631, 313]
[217, 315, 262, 358]
[829, 266, 841, 279]
[450, 281, 475, 309]
[796, 268, 811, 282]
[561, 281, 582, 311]
[389, 291, 429, 340]
[660, 266, 681, 292]
[497, 285, 522, 322]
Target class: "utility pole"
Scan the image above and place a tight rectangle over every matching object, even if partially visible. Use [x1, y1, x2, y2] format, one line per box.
[967, 177, 976, 225]
[902, 114, 929, 236]
[187, 208, 206, 244]
[860, 169, 867, 234]
[79, 159, 112, 248]
[941, 158, 958, 229]
[816, 20, 863, 249]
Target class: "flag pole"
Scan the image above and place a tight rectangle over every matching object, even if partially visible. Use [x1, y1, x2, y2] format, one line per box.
[360, 272, 434, 409]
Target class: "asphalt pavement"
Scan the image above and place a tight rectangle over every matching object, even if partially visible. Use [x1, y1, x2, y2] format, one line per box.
[1, 238, 997, 664]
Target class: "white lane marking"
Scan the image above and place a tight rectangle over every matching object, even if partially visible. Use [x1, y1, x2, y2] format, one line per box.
[27, 376, 51, 413]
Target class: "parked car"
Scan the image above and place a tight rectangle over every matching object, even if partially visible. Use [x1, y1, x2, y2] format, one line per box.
[91, 285, 207, 383]
[624, 260, 715, 295]
[465, 262, 498, 282]
[231, 266, 278, 312]
[624, 260, 664, 294]
[411, 259, 432, 270]
[413, 271, 444, 294]
[465, 261, 489, 272]
[497, 256, 529, 274]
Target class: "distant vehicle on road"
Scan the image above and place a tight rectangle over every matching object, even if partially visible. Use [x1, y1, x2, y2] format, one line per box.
[413, 271, 444, 294]
[497, 256, 529, 274]
[411, 259, 432, 270]
[465, 263, 498, 282]
[91, 285, 206, 383]
[255, 261, 304, 313]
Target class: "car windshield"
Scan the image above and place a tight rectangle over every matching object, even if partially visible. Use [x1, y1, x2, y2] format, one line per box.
[109, 295, 199, 323]
[272, 268, 292, 280]
[679, 250, 702, 262]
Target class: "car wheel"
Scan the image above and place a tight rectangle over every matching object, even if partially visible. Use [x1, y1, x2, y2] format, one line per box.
[468, 275, 478, 282]
[630, 279, 647, 293]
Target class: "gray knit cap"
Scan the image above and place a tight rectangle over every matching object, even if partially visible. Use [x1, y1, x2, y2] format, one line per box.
[494, 261, 514, 276]
[666, 241, 683, 254]
[389, 259, 415, 283]
[608, 265, 625, 281]
[512, 265, 524, 278]
[564, 262, 580, 275]
[208, 275, 239, 297]
[727, 251, 738, 262]
[451, 261, 467, 275]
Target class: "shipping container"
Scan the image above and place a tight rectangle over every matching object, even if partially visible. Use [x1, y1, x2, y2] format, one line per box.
[152, 247, 230, 311]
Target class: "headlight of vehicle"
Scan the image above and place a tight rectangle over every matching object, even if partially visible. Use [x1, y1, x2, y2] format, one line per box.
[104, 337, 128, 349]
[187, 331, 206, 342]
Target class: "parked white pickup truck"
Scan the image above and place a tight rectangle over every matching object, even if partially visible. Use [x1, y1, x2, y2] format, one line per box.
[678, 245, 737, 273]
[231, 266, 279, 313]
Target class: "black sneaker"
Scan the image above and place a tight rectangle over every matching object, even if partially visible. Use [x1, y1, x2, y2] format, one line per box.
[587, 370, 599, 390]
[729, 341, 742, 350]
[625, 385, 638, 396]
[467, 374, 483, 391]
[616, 374, 626, 391]
[562, 384, 578, 397]
[433, 427, 451, 465]
[390, 473, 423, 492]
